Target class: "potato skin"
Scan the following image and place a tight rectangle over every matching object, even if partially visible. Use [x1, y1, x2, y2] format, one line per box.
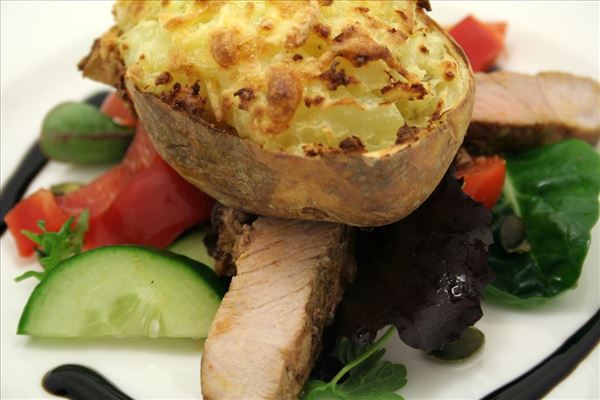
[126, 14, 474, 227]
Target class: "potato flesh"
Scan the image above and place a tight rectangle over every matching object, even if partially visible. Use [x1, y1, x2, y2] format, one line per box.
[115, 0, 467, 154]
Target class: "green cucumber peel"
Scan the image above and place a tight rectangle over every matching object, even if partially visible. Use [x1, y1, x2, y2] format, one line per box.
[18, 245, 226, 338]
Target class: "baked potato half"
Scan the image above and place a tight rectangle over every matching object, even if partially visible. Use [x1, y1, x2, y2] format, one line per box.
[82, 0, 474, 226]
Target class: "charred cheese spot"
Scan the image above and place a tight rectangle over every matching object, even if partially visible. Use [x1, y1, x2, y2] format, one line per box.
[443, 60, 457, 81]
[320, 61, 358, 91]
[211, 28, 241, 68]
[155, 71, 172, 85]
[304, 95, 325, 108]
[381, 82, 427, 100]
[396, 125, 421, 145]
[267, 67, 302, 124]
[260, 18, 274, 30]
[396, 10, 408, 21]
[313, 23, 331, 39]
[234, 87, 256, 110]
[159, 83, 206, 122]
[339, 136, 365, 153]
[431, 99, 444, 121]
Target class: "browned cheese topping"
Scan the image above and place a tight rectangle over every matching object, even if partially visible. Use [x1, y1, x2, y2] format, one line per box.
[112, 0, 467, 154]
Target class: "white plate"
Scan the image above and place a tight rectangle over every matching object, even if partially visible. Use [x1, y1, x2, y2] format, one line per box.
[1, 1, 598, 399]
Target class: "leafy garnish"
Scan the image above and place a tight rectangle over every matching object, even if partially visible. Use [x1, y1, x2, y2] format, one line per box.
[333, 167, 494, 352]
[486, 140, 600, 307]
[304, 327, 407, 400]
[15, 210, 89, 282]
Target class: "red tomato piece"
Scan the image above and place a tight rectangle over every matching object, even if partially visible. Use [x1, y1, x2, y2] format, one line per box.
[449, 15, 505, 72]
[4, 189, 70, 256]
[84, 157, 214, 249]
[120, 124, 158, 171]
[486, 22, 508, 42]
[457, 156, 506, 209]
[58, 124, 158, 216]
[100, 91, 137, 127]
[6, 123, 213, 256]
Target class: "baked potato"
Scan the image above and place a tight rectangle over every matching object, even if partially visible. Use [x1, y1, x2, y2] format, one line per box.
[81, 0, 474, 226]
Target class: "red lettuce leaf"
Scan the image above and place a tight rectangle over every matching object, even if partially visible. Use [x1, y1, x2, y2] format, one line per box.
[335, 168, 494, 352]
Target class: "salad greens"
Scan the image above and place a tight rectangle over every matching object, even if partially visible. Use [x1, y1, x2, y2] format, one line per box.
[40, 102, 134, 164]
[332, 169, 494, 352]
[487, 140, 600, 307]
[304, 327, 407, 400]
[15, 210, 89, 282]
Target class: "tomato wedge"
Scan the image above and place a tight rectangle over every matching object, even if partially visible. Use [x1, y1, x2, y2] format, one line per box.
[5, 190, 70, 256]
[449, 15, 505, 72]
[85, 157, 214, 249]
[6, 124, 214, 257]
[457, 156, 506, 209]
[486, 22, 508, 42]
[58, 124, 157, 216]
[100, 91, 137, 127]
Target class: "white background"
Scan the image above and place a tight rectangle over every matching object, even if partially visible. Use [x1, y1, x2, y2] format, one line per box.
[1, 1, 599, 399]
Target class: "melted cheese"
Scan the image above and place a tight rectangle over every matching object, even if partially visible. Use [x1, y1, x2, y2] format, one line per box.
[114, 0, 468, 154]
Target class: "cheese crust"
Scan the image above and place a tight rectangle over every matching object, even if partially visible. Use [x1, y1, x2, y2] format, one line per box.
[112, 0, 468, 154]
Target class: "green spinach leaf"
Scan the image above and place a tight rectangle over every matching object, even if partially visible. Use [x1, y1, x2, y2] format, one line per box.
[487, 140, 600, 306]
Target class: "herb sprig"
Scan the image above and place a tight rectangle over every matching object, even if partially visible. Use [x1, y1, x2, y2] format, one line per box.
[304, 327, 407, 400]
[15, 210, 89, 282]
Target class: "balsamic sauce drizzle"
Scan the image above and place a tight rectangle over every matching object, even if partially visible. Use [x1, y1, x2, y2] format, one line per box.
[42, 365, 133, 400]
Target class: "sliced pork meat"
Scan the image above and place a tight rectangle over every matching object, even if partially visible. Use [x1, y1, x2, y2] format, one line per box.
[201, 217, 356, 400]
[466, 71, 600, 154]
[207, 203, 255, 277]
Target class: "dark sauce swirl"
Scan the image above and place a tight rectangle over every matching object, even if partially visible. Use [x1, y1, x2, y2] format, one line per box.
[42, 365, 133, 400]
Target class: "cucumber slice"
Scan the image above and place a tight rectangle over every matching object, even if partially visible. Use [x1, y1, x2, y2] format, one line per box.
[168, 225, 214, 269]
[18, 246, 225, 338]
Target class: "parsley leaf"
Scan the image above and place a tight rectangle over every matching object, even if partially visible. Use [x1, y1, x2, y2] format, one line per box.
[303, 327, 407, 400]
[15, 210, 89, 282]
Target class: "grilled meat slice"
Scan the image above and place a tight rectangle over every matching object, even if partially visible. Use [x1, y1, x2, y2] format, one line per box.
[201, 217, 356, 400]
[466, 71, 600, 154]
[207, 203, 255, 277]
